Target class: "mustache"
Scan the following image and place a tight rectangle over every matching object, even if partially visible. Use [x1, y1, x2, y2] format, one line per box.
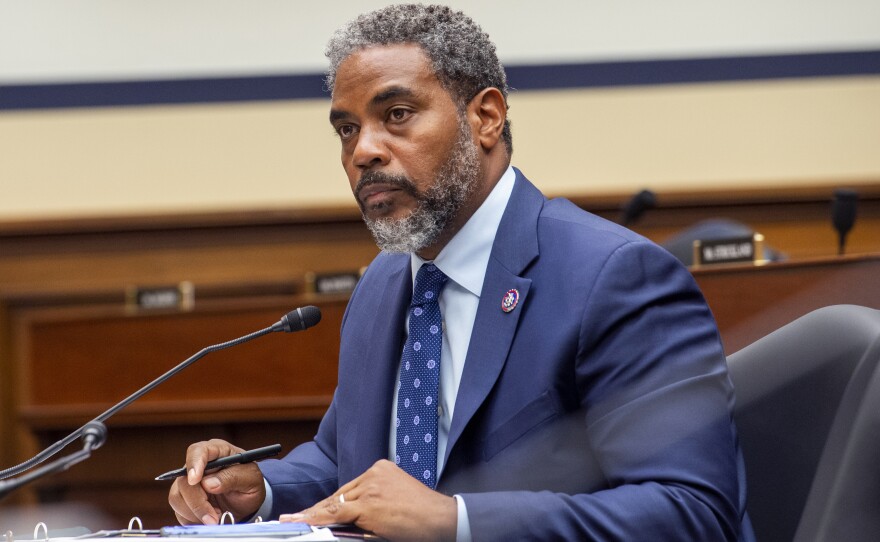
[355, 171, 420, 203]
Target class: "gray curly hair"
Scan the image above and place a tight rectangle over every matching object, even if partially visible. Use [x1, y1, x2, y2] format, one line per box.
[325, 3, 512, 154]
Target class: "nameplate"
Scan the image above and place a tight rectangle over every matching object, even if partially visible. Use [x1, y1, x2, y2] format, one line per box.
[306, 271, 361, 295]
[125, 281, 195, 313]
[692, 234, 765, 268]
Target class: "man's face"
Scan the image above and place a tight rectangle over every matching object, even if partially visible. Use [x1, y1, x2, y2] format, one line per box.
[329, 44, 481, 254]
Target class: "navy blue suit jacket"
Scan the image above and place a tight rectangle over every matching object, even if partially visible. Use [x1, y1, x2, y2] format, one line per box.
[260, 170, 754, 541]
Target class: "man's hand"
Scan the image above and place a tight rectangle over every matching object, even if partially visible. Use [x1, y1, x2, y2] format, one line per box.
[279, 460, 457, 542]
[168, 439, 266, 525]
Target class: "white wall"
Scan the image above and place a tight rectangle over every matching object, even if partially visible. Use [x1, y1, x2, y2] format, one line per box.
[2, 0, 878, 83]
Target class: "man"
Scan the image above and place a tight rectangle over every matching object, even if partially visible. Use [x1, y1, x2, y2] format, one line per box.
[169, 5, 754, 541]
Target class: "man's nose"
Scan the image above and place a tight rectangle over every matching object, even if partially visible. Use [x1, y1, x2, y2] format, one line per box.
[352, 125, 390, 169]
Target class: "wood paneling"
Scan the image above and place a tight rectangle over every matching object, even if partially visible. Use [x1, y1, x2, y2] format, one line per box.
[694, 254, 880, 354]
[13, 297, 347, 427]
[1, 183, 879, 527]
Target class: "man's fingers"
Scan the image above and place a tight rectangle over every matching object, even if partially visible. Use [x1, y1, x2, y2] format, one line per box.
[280, 481, 366, 527]
[334, 478, 366, 503]
[169, 440, 262, 527]
[201, 463, 264, 494]
[280, 463, 380, 526]
[280, 499, 358, 527]
[169, 483, 202, 525]
[184, 443, 210, 485]
[175, 478, 222, 525]
[184, 439, 243, 485]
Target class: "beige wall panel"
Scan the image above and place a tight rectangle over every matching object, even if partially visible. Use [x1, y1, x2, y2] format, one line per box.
[513, 76, 880, 194]
[1, 76, 878, 221]
[0, 100, 350, 219]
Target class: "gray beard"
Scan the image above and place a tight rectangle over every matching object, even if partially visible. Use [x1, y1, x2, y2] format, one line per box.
[361, 118, 480, 254]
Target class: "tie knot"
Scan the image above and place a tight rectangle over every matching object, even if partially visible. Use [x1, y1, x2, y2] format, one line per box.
[412, 264, 448, 307]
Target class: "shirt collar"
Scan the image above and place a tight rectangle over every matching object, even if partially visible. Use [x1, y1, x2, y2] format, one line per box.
[411, 165, 516, 297]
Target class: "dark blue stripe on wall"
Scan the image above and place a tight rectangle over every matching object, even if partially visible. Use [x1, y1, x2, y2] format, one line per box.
[2, 50, 878, 111]
[0, 73, 328, 111]
[506, 49, 880, 90]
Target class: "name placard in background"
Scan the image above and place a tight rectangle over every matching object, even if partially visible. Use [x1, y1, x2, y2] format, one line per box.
[693, 234, 766, 268]
[306, 271, 362, 295]
[125, 281, 195, 313]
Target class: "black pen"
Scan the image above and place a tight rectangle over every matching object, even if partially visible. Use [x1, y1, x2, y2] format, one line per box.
[155, 444, 282, 481]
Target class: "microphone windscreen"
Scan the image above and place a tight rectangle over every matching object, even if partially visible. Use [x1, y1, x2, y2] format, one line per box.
[279, 306, 322, 332]
[832, 189, 858, 234]
[621, 189, 657, 225]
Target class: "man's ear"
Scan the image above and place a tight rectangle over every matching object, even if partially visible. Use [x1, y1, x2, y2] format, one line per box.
[468, 87, 507, 152]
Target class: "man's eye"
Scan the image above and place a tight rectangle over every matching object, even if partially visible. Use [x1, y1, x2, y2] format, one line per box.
[337, 125, 357, 139]
[388, 108, 410, 122]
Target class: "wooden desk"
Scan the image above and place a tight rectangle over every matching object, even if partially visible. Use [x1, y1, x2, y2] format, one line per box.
[694, 254, 880, 354]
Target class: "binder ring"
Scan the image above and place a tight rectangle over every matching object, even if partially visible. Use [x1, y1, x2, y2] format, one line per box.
[33, 523, 48, 542]
[127, 517, 143, 531]
[220, 511, 235, 525]
[254, 516, 263, 523]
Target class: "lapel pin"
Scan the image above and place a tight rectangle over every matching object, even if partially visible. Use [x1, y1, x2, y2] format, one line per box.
[501, 289, 520, 313]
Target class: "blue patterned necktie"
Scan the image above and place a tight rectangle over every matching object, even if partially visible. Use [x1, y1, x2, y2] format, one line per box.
[395, 263, 448, 488]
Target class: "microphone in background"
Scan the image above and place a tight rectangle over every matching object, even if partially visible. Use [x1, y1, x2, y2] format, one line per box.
[831, 189, 858, 255]
[620, 189, 657, 227]
[0, 306, 322, 483]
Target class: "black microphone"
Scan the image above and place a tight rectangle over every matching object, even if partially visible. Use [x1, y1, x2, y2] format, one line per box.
[0, 306, 322, 481]
[271, 305, 322, 333]
[831, 189, 858, 255]
[620, 189, 657, 226]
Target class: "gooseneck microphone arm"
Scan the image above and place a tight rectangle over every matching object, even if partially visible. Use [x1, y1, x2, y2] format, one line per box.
[0, 421, 107, 500]
[0, 306, 321, 481]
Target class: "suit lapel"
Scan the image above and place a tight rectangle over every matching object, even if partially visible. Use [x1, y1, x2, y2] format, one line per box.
[443, 170, 544, 468]
[349, 258, 411, 477]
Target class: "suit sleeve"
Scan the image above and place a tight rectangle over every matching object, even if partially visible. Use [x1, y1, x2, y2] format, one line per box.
[461, 241, 748, 541]
[257, 394, 340, 517]
[256, 270, 379, 516]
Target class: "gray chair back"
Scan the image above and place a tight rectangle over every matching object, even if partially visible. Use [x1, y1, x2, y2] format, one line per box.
[727, 304, 880, 542]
